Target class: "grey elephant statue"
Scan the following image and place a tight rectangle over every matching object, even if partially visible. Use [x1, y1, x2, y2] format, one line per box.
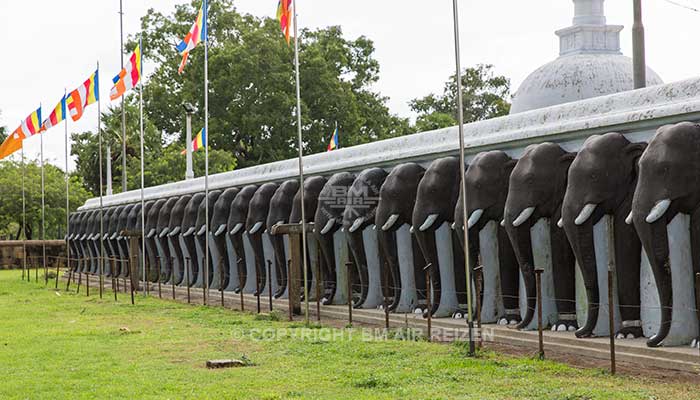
[167, 196, 191, 285]
[180, 193, 205, 286]
[631, 122, 700, 348]
[503, 143, 577, 331]
[375, 162, 426, 312]
[228, 185, 258, 293]
[194, 190, 222, 288]
[211, 188, 239, 290]
[155, 197, 178, 283]
[267, 179, 300, 298]
[246, 183, 279, 294]
[561, 132, 646, 339]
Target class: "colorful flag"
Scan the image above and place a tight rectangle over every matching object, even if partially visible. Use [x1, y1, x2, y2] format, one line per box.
[0, 128, 25, 160]
[110, 44, 142, 100]
[277, 0, 293, 44]
[327, 124, 339, 151]
[176, 0, 207, 74]
[18, 107, 42, 137]
[67, 70, 99, 122]
[181, 127, 206, 155]
[41, 96, 67, 132]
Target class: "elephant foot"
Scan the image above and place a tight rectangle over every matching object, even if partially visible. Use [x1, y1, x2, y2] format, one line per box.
[451, 308, 469, 320]
[497, 310, 521, 326]
[551, 314, 578, 332]
[615, 321, 644, 339]
[690, 338, 700, 349]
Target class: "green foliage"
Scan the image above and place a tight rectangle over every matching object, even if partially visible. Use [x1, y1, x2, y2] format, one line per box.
[135, 0, 411, 168]
[410, 64, 511, 131]
[0, 160, 90, 239]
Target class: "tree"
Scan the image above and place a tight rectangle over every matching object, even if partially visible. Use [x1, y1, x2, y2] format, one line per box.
[71, 97, 236, 195]
[136, 0, 411, 168]
[0, 160, 90, 240]
[409, 64, 511, 132]
[0, 109, 7, 142]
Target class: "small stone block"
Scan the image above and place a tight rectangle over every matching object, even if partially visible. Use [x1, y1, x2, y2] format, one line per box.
[206, 359, 245, 369]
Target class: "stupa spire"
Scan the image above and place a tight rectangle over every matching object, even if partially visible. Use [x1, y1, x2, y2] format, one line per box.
[556, 0, 622, 56]
[573, 0, 606, 26]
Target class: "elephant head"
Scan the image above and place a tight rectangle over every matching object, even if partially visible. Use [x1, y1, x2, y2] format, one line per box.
[343, 167, 388, 308]
[455, 150, 519, 323]
[315, 172, 356, 304]
[291, 176, 327, 300]
[504, 143, 577, 330]
[631, 122, 700, 347]
[412, 156, 465, 316]
[228, 185, 258, 291]
[167, 196, 191, 285]
[211, 188, 240, 288]
[267, 179, 300, 297]
[246, 183, 279, 293]
[562, 132, 646, 338]
[375, 162, 425, 311]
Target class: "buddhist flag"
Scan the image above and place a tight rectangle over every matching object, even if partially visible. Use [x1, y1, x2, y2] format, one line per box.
[67, 70, 99, 122]
[277, 0, 293, 44]
[110, 44, 142, 100]
[176, 0, 207, 74]
[19, 107, 42, 137]
[0, 128, 25, 160]
[41, 96, 67, 132]
[181, 128, 206, 155]
[327, 123, 339, 151]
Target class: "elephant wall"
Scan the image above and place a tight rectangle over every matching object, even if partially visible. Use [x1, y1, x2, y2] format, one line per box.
[73, 78, 700, 349]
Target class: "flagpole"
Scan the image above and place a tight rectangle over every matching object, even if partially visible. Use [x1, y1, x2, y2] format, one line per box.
[64, 89, 70, 289]
[204, 0, 210, 304]
[452, 0, 474, 356]
[139, 33, 146, 292]
[293, 0, 309, 324]
[119, 0, 127, 193]
[21, 145, 27, 281]
[97, 62, 105, 299]
[40, 105, 47, 285]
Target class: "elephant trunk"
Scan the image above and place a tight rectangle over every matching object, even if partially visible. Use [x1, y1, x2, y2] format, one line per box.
[414, 229, 441, 316]
[270, 234, 287, 298]
[315, 233, 337, 304]
[231, 235, 247, 291]
[636, 217, 673, 347]
[506, 223, 535, 329]
[248, 233, 267, 295]
[564, 219, 599, 338]
[347, 230, 369, 307]
[377, 228, 401, 311]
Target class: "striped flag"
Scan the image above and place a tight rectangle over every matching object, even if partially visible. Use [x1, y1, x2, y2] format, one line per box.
[19, 107, 42, 137]
[327, 123, 339, 151]
[110, 44, 142, 100]
[0, 128, 25, 160]
[67, 70, 99, 122]
[181, 127, 206, 155]
[176, 0, 207, 74]
[277, 0, 293, 44]
[41, 96, 67, 132]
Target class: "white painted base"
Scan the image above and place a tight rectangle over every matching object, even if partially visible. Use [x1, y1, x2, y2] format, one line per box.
[332, 230, 349, 305]
[478, 221, 505, 323]
[395, 224, 418, 312]
[433, 222, 460, 317]
[358, 225, 383, 309]
[640, 213, 699, 346]
[519, 218, 558, 330]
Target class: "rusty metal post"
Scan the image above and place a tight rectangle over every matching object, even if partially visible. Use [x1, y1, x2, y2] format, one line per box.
[145, 257, 150, 297]
[76, 261, 82, 293]
[157, 256, 162, 299]
[475, 265, 483, 348]
[608, 269, 616, 375]
[129, 257, 135, 305]
[267, 260, 273, 312]
[86, 259, 90, 297]
[315, 250, 321, 322]
[346, 261, 353, 327]
[202, 257, 207, 306]
[383, 261, 390, 331]
[54, 256, 61, 289]
[185, 257, 191, 304]
[287, 259, 293, 320]
[535, 268, 544, 360]
[424, 263, 433, 342]
[111, 258, 118, 301]
[219, 259, 225, 307]
[171, 257, 176, 300]
[66, 259, 73, 292]
[256, 263, 261, 314]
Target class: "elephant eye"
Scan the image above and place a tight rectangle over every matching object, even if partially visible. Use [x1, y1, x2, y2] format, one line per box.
[590, 172, 598, 181]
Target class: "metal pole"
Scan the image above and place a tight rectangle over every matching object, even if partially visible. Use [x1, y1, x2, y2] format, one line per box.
[256, 264, 261, 313]
[383, 261, 389, 330]
[220, 259, 225, 307]
[202, 256, 207, 305]
[268, 260, 273, 312]
[62, 90, 70, 290]
[315, 249, 321, 322]
[293, 0, 310, 325]
[172, 257, 176, 300]
[119, 0, 127, 192]
[535, 268, 544, 360]
[139, 34, 146, 295]
[21, 146, 27, 281]
[106, 144, 112, 195]
[40, 112, 47, 285]
[607, 216, 617, 374]
[452, 0, 474, 356]
[186, 257, 191, 304]
[203, 0, 211, 312]
[346, 261, 353, 326]
[632, 0, 646, 89]
[97, 62, 104, 299]
[185, 114, 193, 180]
[425, 263, 432, 342]
[157, 257, 161, 298]
[475, 265, 483, 348]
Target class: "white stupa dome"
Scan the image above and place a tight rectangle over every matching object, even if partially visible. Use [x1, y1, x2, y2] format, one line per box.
[510, 0, 663, 114]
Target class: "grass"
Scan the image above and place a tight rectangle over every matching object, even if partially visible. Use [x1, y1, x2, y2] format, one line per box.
[0, 269, 696, 399]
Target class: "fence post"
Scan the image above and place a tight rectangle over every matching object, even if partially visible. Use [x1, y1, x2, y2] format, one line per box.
[475, 265, 483, 348]
[424, 263, 433, 342]
[256, 263, 261, 314]
[185, 257, 191, 304]
[608, 269, 616, 375]
[157, 256, 162, 299]
[383, 261, 390, 331]
[220, 259, 225, 307]
[346, 261, 353, 327]
[202, 257, 207, 306]
[535, 268, 544, 360]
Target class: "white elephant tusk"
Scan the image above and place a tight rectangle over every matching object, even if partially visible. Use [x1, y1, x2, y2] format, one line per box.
[183, 227, 196, 237]
[467, 209, 483, 229]
[159, 227, 170, 238]
[103, 234, 110, 240]
[349, 217, 365, 233]
[625, 211, 633, 225]
[500, 219, 505, 227]
[320, 218, 336, 235]
[574, 203, 597, 226]
[214, 224, 226, 236]
[646, 199, 671, 224]
[169, 226, 181, 237]
[409, 226, 415, 234]
[512, 206, 535, 227]
[248, 221, 264, 235]
[451, 222, 456, 230]
[230, 223, 244, 235]
[557, 218, 563, 228]
[196, 225, 207, 236]
[419, 214, 439, 232]
[146, 228, 156, 239]
[381, 214, 400, 232]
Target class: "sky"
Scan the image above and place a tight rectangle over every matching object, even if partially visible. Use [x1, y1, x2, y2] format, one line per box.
[2, 0, 700, 171]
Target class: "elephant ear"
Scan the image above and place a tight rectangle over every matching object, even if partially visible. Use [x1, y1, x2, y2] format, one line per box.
[502, 158, 518, 177]
[624, 141, 648, 180]
[558, 152, 576, 167]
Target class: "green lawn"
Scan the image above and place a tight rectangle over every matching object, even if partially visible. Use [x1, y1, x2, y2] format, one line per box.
[0, 270, 695, 399]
